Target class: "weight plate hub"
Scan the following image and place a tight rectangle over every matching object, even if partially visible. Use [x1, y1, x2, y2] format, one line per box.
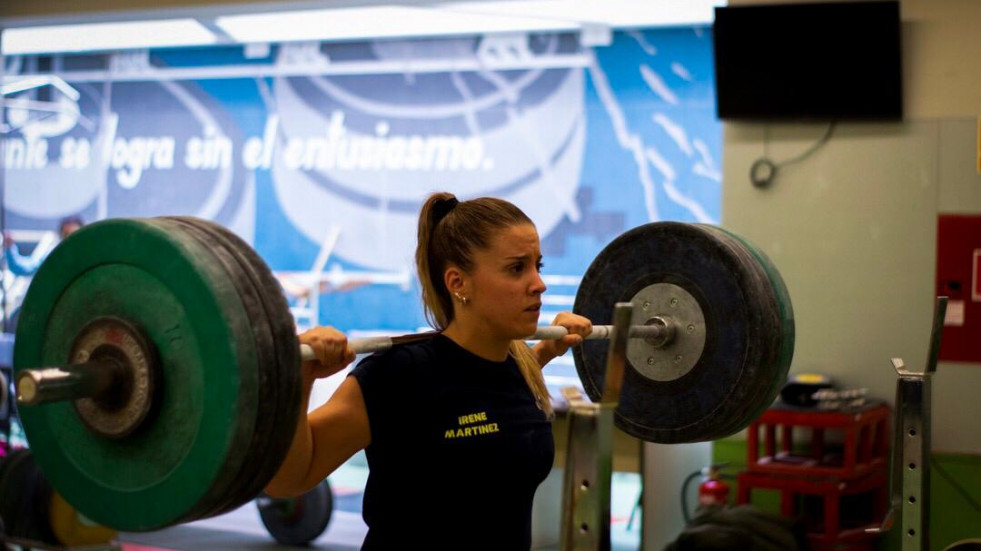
[69, 317, 158, 439]
[14, 218, 261, 531]
[573, 222, 793, 444]
[627, 283, 706, 382]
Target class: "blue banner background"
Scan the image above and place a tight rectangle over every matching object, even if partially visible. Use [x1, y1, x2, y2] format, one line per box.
[2, 28, 720, 333]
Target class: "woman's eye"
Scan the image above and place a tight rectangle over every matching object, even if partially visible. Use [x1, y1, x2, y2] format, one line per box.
[536, 262, 545, 272]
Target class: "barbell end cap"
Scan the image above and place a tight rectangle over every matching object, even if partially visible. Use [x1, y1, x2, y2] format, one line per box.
[299, 344, 316, 363]
[17, 371, 40, 405]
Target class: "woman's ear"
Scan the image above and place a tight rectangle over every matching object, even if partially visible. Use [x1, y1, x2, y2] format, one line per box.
[444, 265, 467, 295]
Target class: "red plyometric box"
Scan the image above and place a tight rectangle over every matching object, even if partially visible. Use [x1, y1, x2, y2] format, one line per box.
[936, 215, 981, 363]
[745, 404, 891, 479]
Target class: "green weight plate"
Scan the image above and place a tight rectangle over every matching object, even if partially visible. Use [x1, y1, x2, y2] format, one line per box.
[14, 218, 260, 531]
[702, 226, 795, 426]
[152, 217, 286, 519]
[152, 217, 278, 520]
[572, 222, 785, 443]
[144, 218, 273, 521]
[164, 217, 300, 516]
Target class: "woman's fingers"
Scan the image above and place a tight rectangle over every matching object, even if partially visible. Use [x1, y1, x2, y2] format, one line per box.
[553, 312, 592, 339]
[299, 326, 356, 378]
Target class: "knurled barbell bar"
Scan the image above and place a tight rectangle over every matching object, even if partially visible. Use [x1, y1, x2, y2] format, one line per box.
[12, 216, 794, 532]
[16, 324, 671, 407]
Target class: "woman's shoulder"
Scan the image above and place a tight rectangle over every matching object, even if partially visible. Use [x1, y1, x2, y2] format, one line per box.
[350, 336, 440, 381]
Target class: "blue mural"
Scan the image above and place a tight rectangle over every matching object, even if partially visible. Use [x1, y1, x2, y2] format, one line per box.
[1, 28, 720, 334]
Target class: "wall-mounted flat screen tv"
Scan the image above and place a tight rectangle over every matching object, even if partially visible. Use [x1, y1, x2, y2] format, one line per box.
[713, 1, 902, 121]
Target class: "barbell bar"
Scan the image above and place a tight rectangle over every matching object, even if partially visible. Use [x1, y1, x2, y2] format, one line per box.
[11, 216, 793, 531]
[17, 323, 671, 407]
[308, 322, 672, 358]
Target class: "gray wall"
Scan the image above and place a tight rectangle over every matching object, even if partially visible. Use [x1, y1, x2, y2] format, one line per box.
[723, 0, 981, 454]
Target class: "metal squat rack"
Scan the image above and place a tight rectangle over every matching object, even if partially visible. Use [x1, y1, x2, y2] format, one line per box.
[561, 297, 951, 551]
[558, 303, 633, 551]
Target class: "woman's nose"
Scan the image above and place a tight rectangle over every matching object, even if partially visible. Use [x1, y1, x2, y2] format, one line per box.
[530, 272, 547, 295]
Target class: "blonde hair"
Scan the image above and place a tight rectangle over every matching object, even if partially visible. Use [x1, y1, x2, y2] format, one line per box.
[416, 192, 552, 416]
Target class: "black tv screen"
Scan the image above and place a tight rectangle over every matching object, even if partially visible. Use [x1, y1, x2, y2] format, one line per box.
[713, 1, 903, 121]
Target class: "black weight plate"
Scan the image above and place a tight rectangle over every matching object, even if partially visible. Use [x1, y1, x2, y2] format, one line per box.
[9, 450, 52, 542]
[0, 450, 21, 512]
[8, 453, 33, 539]
[258, 480, 333, 546]
[699, 225, 794, 429]
[572, 222, 783, 443]
[0, 452, 18, 535]
[149, 218, 280, 521]
[693, 225, 784, 437]
[0, 450, 30, 538]
[164, 217, 301, 514]
[24, 453, 56, 544]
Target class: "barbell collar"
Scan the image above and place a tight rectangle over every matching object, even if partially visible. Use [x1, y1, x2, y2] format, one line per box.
[297, 323, 673, 362]
[17, 361, 121, 406]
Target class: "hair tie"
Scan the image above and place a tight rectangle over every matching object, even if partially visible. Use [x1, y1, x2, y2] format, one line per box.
[431, 197, 459, 226]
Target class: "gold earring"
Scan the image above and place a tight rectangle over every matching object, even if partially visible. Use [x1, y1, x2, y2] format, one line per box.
[454, 292, 470, 305]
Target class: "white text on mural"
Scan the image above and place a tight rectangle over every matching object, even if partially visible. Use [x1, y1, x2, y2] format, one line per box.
[4, 110, 494, 188]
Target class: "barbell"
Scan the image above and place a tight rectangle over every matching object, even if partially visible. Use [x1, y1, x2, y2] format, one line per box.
[16, 324, 669, 406]
[12, 216, 794, 532]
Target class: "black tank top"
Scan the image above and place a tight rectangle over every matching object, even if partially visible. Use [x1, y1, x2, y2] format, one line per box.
[349, 334, 555, 551]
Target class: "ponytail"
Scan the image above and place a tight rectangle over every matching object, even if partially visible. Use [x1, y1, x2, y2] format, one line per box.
[416, 192, 458, 329]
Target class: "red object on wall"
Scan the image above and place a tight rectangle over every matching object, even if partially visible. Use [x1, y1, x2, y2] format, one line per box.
[937, 215, 981, 363]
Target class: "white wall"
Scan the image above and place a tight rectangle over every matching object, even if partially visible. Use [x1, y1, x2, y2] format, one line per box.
[723, 0, 981, 454]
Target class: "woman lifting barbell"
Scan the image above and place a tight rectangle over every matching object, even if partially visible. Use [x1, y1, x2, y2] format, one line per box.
[265, 192, 592, 550]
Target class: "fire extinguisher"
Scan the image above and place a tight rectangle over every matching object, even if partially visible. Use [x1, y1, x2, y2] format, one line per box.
[682, 463, 732, 524]
[697, 464, 730, 507]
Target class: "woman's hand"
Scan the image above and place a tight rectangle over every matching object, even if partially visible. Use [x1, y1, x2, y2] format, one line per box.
[299, 326, 357, 379]
[532, 311, 593, 367]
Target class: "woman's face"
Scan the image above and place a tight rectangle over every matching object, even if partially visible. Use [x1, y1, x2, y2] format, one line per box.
[460, 223, 547, 340]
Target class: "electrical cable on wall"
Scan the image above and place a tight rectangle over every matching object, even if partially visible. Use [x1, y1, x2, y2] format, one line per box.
[751, 121, 837, 188]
